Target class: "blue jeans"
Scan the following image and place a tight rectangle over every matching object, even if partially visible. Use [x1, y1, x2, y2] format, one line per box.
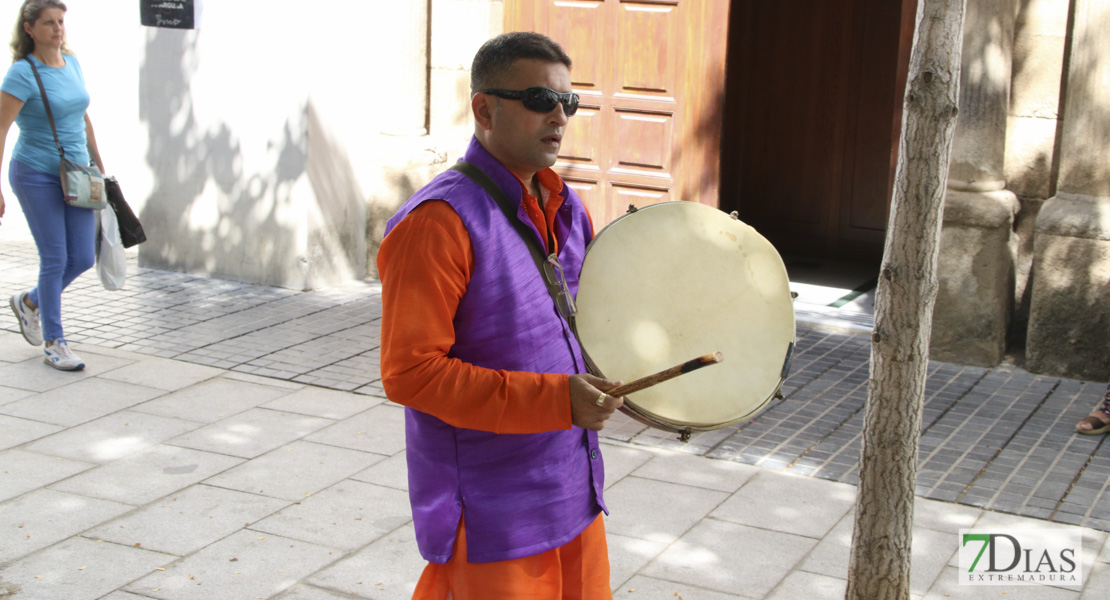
[9, 158, 95, 343]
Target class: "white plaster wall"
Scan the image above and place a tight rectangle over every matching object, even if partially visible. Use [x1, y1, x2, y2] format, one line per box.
[133, 0, 388, 289]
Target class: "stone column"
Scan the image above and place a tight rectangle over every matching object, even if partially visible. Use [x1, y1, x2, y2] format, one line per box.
[381, 0, 430, 136]
[1026, 0, 1110, 379]
[930, 0, 1019, 366]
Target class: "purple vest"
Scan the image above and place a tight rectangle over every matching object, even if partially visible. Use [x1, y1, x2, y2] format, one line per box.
[383, 138, 606, 564]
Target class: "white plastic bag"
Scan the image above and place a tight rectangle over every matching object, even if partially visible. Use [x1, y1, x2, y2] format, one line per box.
[97, 204, 127, 290]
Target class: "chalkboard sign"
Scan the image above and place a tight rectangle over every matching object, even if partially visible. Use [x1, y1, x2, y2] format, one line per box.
[140, 0, 196, 29]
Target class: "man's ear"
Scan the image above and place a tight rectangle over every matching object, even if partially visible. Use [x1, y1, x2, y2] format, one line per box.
[472, 93, 495, 131]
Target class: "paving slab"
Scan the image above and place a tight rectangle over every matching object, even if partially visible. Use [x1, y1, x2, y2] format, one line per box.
[261, 386, 384, 420]
[99, 592, 158, 600]
[22, 410, 200, 464]
[1080, 561, 1110, 600]
[604, 532, 667, 592]
[711, 470, 856, 538]
[129, 377, 294, 423]
[0, 488, 133, 565]
[97, 357, 223, 391]
[223, 371, 306, 391]
[123, 530, 340, 600]
[349, 451, 408, 492]
[0, 413, 62, 451]
[305, 524, 426, 600]
[49, 444, 244, 505]
[618, 574, 755, 599]
[0, 348, 138, 391]
[0, 385, 35, 407]
[765, 571, 846, 600]
[0, 332, 41, 363]
[167, 408, 336, 459]
[643, 519, 816, 598]
[0, 536, 175, 600]
[603, 476, 730, 544]
[0, 377, 166, 427]
[85, 483, 291, 556]
[0, 448, 95, 503]
[203, 441, 384, 501]
[631, 449, 762, 493]
[598, 440, 657, 490]
[304, 404, 406, 456]
[914, 495, 983, 532]
[0, 356, 97, 393]
[271, 584, 367, 599]
[251, 479, 411, 551]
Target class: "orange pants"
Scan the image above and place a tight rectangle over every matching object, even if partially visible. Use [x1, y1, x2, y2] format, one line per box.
[412, 514, 612, 600]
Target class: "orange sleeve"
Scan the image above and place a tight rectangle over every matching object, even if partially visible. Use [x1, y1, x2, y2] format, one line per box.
[376, 200, 572, 434]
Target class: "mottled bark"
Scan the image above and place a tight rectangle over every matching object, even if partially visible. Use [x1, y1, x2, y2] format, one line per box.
[845, 1, 967, 599]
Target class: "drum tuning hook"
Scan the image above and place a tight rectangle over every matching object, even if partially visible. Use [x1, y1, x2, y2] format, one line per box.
[626, 204, 639, 214]
[729, 211, 739, 220]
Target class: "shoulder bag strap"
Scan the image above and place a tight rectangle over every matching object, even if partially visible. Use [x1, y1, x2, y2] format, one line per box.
[23, 57, 65, 160]
[449, 160, 597, 375]
[449, 161, 564, 303]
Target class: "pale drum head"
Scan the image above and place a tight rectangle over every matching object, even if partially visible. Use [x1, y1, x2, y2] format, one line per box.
[575, 201, 795, 432]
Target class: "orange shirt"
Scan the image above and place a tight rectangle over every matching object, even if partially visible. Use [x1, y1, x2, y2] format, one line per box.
[515, 167, 570, 254]
[377, 168, 589, 434]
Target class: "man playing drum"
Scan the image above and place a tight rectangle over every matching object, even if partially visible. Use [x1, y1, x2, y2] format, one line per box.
[377, 32, 626, 599]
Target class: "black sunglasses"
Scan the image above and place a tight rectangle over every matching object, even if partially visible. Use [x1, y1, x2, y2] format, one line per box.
[480, 87, 580, 116]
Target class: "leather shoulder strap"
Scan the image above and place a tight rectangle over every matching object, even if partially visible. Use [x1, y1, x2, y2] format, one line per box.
[23, 57, 64, 158]
[449, 161, 558, 296]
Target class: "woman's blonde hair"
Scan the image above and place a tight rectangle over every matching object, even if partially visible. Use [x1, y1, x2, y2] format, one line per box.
[10, 0, 72, 62]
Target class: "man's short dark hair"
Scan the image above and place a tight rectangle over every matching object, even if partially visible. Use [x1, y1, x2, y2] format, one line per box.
[471, 32, 573, 94]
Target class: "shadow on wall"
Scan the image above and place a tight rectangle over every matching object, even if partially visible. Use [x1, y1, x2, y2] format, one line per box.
[137, 27, 309, 288]
[305, 100, 368, 289]
[364, 148, 447, 281]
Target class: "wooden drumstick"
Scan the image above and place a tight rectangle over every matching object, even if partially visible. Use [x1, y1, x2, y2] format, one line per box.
[604, 352, 723, 398]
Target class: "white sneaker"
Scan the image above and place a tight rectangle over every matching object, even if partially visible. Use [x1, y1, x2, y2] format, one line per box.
[43, 340, 84, 371]
[9, 291, 43, 346]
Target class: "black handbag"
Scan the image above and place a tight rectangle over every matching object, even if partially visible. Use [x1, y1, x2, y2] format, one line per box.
[105, 177, 146, 248]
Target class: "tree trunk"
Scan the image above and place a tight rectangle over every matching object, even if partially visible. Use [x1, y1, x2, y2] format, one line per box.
[845, 1, 966, 599]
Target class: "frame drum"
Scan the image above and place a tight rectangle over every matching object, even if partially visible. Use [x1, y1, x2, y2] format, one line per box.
[575, 201, 795, 438]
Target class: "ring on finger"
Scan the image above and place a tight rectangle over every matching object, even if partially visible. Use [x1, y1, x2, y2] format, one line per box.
[595, 393, 607, 407]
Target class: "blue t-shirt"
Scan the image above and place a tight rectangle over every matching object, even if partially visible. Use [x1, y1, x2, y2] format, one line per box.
[1, 54, 91, 175]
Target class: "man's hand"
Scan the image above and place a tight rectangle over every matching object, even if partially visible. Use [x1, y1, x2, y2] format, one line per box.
[569, 374, 625, 431]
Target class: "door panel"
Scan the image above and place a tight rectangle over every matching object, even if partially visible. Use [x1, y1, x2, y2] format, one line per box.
[508, 0, 729, 229]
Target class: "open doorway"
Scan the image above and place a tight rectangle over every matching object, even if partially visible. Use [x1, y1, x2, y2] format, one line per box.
[718, 0, 917, 322]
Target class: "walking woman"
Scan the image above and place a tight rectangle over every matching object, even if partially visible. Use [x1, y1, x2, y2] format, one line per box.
[0, 0, 106, 370]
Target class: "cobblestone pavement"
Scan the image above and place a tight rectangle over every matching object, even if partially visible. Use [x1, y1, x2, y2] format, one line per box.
[2, 232, 1108, 535]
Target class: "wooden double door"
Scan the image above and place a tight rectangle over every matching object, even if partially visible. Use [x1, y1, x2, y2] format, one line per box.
[508, 0, 916, 263]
